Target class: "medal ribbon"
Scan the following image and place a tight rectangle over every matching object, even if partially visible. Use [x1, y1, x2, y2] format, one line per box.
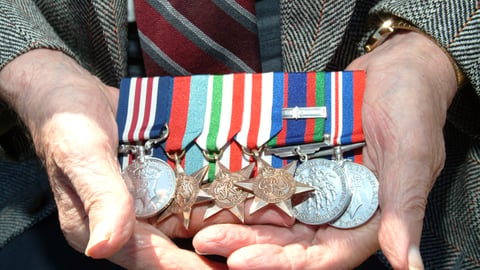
[324, 71, 365, 145]
[116, 77, 173, 168]
[267, 72, 325, 167]
[234, 72, 284, 167]
[195, 74, 245, 180]
[164, 75, 209, 153]
[116, 71, 365, 170]
[267, 71, 364, 148]
[268, 72, 326, 145]
[266, 71, 364, 164]
[325, 71, 365, 163]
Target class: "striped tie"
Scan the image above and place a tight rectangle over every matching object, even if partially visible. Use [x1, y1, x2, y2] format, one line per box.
[135, 0, 262, 76]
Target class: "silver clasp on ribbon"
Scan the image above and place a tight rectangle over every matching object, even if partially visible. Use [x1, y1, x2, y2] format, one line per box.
[282, 106, 327, 120]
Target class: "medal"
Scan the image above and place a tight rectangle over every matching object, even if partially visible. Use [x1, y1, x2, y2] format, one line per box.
[263, 72, 370, 224]
[193, 74, 257, 222]
[236, 156, 314, 217]
[330, 161, 378, 228]
[233, 73, 314, 216]
[293, 158, 351, 224]
[116, 77, 175, 218]
[119, 130, 176, 218]
[195, 73, 246, 180]
[116, 71, 370, 228]
[301, 144, 378, 228]
[203, 162, 254, 222]
[155, 158, 211, 229]
[158, 75, 212, 229]
[116, 77, 173, 169]
[122, 153, 176, 218]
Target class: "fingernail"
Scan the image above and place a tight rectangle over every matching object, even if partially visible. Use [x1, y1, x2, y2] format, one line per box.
[85, 221, 113, 257]
[195, 250, 213, 256]
[408, 245, 425, 270]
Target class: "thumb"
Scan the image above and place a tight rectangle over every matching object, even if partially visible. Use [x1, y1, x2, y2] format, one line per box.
[377, 161, 431, 270]
[82, 158, 136, 258]
[45, 113, 136, 259]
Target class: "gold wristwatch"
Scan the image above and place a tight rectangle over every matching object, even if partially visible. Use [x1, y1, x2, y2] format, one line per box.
[365, 17, 465, 87]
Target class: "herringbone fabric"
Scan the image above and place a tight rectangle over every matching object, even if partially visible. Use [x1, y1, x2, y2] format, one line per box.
[0, 0, 127, 87]
[0, 154, 55, 247]
[371, 0, 480, 97]
[419, 122, 480, 269]
[280, 0, 357, 72]
[135, 0, 261, 75]
[0, 0, 479, 268]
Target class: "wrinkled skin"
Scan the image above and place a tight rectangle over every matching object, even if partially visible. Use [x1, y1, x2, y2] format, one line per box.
[0, 49, 293, 269]
[193, 31, 458, 269]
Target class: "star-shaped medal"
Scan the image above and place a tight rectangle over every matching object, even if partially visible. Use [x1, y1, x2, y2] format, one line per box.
[155, 163, 212, 230]
[203, 162, 255, 223]
[235, 158, 314, 217]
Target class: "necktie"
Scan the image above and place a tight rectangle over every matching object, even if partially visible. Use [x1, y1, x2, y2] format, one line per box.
[135, 0, 262, 76]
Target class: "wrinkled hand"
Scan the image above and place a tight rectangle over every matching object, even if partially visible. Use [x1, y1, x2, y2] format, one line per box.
[193, 31, 459, 269]
[0, 49, 293, 269]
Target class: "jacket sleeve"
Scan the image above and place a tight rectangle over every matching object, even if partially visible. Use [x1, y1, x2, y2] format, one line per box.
[0, 0, 74, 70]
[370, 0, 480, 93]
[0, 1, 128, 158]
[0, 0, 128, 85]
[370, 0, 480, 138]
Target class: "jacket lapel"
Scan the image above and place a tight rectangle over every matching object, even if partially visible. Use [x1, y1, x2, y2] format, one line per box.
[280, 0, 357, 72]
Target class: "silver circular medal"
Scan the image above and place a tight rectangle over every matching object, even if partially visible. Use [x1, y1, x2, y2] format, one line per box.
[122, 156, 176, 218]
[330, 161, 378, 229]
[293, 159, 351, 225]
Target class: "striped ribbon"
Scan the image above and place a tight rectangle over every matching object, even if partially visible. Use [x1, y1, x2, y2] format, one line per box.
[195, 74, 246, 180]
[161, 75, 210, 172]
[135, 0, 261, 76]
[325, 71, 364, 145]
[116, 77, 173, 168]
[267, 72, 325, 167]
[116, 71, 365, 169]
[164, 75, 209, 152]
[325, 71, 365, 163]
[233, 72, 284, 167]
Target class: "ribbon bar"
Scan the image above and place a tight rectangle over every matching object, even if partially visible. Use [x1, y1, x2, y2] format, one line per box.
[116, 71, 366, 170]
[282, 106, 327, 119]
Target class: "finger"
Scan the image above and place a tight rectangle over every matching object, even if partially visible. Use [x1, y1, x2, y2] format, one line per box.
[45, 114, 135, 259]
[109, 222, 227, 270]
[377, 172, 430, 269]
[373, 142, 436, 270]
[50, 155, 135, 259]
[194, 215, 380, 270]
[226, 243, 368, 270]
[155, 198, 295, 238]
[193, 223, 314, 257]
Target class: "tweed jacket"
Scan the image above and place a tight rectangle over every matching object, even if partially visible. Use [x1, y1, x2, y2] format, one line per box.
[0, 1, 479, 269]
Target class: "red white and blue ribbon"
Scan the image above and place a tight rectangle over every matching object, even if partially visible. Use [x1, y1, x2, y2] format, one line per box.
[233, 72, 284, 167]
[116, 77, 173, 168]
[324, 71, 365, 162]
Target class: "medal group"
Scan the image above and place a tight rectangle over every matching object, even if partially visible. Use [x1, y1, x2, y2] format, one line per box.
[117, 71, 378, 230]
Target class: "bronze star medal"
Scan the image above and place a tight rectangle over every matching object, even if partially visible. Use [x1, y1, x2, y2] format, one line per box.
[235, 157, 314, 217]
[203, 162, 255, 223]
[155, 162, 212, 229]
